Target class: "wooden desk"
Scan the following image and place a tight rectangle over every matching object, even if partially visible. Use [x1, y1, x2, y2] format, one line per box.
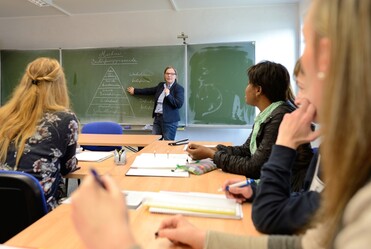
[78, 134, 161, 147]
[6, 141, 260, 249]
[69, 140, 229, 179]
[67, 134, 161, 179]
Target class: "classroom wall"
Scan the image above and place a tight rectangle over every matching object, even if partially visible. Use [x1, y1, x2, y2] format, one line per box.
[0, 3, 301, 145]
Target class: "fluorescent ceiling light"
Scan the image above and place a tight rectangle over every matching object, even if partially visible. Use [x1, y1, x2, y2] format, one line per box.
[27, 0, 50, 7]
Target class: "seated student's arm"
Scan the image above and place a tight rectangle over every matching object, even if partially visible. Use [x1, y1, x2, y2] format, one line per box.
[252, 145, 320, 235]
[207, 232, 302, 249]
[158, 215, 302, 249]
[216, 135, 252, 157]
[213, 115, 283, 179]
[186, 143, 217, 160]
[205, 231, 269, 249]
[222, 178, 257, 203]
[71, 174, 138, 249]
[60, 113, 79, 175]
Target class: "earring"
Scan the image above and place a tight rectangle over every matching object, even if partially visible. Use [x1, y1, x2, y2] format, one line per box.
[317, 72, 325, 79]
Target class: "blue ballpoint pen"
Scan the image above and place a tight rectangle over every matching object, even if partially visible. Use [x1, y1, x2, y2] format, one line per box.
[219, 179, 255, 192]
[90, 168, 106, 190]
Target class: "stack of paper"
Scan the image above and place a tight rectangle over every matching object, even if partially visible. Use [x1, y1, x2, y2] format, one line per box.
[130, 153, 189, 169]
[125, 168, 189, 177]
[75, 151, 113, 162]
[63, 190, 148, 210]
[143, 191, 243, 219]
[126, 153, 190, 177]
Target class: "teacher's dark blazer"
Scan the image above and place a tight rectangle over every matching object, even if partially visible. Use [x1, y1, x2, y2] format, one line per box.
[134, 81, 184, 122]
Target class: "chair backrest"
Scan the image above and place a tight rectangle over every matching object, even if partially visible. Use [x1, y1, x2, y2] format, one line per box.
[0, 171, 48, 243]
[81, 121, 123, 151]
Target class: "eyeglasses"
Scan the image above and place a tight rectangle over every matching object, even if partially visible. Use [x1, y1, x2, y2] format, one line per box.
[165, 73, 176, 76]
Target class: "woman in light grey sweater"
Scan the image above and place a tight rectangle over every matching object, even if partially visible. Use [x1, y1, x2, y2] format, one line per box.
[70, 0, 371, 248]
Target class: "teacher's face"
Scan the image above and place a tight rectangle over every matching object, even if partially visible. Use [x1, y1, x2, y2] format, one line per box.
[164, 68, 177, 84]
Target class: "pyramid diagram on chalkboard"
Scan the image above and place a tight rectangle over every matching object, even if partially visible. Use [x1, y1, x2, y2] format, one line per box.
[86, 67, 135, 118]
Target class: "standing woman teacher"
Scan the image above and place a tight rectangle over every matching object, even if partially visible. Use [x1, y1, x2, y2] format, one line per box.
[127, 66, 184, 140]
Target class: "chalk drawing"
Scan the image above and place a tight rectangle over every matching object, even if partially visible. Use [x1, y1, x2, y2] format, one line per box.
[86, 67, 135, 118]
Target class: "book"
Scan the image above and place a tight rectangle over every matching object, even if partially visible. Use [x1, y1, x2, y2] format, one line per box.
[75, 151, 113, 162]
[149, 207, 241, 219]
[143, 191, 243, 219]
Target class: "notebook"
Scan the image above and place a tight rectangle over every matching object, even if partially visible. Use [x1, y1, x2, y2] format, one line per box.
[75, 151, 113, 162]
[125, 168, 189, 177]
[130, 153, 190, 169]
[62, 190, 148, 210]
[143, 191, 243, 219]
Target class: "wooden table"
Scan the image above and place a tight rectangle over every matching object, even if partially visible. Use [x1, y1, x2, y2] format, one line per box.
[78, 134, 161, 147]
[67, 134, 161, 179]
[6, 141, 261, 249]
[69, 140, 227, 179]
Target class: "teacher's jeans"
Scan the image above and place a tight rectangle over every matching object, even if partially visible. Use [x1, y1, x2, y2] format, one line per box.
[152, 114, 178, 140]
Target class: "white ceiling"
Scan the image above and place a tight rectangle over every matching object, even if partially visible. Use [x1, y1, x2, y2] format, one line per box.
[0, 0, 299, 18]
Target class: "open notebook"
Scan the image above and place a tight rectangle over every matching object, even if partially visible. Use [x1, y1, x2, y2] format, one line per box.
[127, 153, 191, 177]
[63, 190, 242, 219]
[143, 191, 243, 219]
[130, 153, 190, 169]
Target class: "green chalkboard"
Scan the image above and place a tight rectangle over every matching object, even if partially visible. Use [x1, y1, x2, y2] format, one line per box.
[1, 50, 60, 104]
[62, 46, 186, 125]
[187, 42, 255, 125]
[1, 43, 256, 126]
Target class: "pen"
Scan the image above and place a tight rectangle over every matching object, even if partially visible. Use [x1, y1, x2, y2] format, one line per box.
[70, 166, 81, 173]
[174, 138, 189, 144]
[168, 138, 189, 146]
[90, 168, 106, 190]
[218, 179, 255, 192]
[174, 141, 189, 145]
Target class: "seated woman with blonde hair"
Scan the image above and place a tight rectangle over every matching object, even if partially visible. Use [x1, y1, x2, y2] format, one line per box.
[0, 57, 79, 210]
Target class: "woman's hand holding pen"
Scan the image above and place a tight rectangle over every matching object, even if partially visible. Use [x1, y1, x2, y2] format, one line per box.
[156, 215, 206, 249]
[71, 173, 136, 249]
[221, 179, 253, 203]
[186, 143, 216, 160]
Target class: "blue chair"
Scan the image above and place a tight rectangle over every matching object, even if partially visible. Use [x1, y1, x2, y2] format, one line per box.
[81, 121, 123, 151]
[0, 170, 48, 243]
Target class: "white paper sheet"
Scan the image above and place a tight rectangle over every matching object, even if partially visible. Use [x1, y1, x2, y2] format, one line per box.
[125, 168, 189, 177]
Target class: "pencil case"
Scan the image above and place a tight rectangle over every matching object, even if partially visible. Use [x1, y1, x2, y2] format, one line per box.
[177, 158, 217, 175]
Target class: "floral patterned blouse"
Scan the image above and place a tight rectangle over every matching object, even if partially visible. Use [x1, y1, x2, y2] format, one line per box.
[0, 111, 79, 211]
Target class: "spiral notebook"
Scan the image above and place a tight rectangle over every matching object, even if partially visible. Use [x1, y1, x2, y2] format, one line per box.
[143, 191, 243, 219]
